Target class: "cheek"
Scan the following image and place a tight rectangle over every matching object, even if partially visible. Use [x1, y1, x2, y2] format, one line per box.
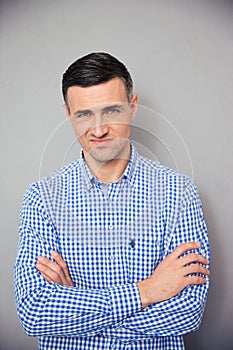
[76, 132, 89, 148]
[71, 121, 89, 140]
[115, 124, 131, 138]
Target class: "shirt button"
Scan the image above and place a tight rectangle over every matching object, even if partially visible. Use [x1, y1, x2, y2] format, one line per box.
[109, 255, 115, 260]
[109, 225, 113, 230]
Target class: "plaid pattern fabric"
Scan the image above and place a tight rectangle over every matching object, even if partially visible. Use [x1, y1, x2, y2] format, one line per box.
[14, 143, 210, 349]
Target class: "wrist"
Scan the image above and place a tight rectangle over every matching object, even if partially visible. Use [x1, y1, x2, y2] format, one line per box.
[137, 279, 154, 309]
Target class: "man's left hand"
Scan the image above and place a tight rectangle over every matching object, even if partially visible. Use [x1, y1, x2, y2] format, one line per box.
[36, 251, 74, 287]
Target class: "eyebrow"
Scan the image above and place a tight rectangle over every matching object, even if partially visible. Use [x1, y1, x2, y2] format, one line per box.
[73, 104, 125, 116]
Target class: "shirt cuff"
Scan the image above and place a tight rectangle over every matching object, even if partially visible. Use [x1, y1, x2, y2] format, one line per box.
[108, 283, 142, 323]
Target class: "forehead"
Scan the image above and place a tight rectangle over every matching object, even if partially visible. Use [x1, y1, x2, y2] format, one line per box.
[66, 78, 128, 112]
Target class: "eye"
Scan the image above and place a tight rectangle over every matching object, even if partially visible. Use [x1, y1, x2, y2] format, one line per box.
[74, 111, 92, 119]
[106, 108, 120, 115]
[78, 112, 91, 118]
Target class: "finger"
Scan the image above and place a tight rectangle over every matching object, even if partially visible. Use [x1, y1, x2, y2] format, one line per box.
[36, 262, 63, 284]
[184, 264, 210, 276]
[51, 251, 73, 281]
[185, 275, 207, 286]
[41, 272, 53, 283]
[172, 242, 201, 258]
[180, 253, 209, 266]
[37, 256, 67, 285]
[51, 251, 74, 287]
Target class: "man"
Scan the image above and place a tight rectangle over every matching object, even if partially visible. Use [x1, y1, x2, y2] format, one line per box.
[15, 52, 210, 350]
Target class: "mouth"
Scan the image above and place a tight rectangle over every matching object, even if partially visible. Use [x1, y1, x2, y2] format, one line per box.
[90, 138, 113, 147]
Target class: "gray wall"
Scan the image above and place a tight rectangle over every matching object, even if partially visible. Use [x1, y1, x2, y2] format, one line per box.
[1, 0, 233, 349]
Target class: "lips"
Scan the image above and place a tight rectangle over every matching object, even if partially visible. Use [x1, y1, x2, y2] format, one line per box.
[90, 138, 113, 146]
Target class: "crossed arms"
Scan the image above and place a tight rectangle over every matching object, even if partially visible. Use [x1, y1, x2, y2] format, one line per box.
[15, 182, 210, 339]
[37, 242, 209, 309]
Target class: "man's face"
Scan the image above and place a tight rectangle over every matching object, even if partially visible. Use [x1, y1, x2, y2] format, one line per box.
[64, 78, 138, 166]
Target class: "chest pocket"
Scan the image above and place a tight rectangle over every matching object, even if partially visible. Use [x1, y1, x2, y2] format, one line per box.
[124, 217, 164, 282]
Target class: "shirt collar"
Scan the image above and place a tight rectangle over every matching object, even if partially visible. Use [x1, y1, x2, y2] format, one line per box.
[80, 141, 138, 191]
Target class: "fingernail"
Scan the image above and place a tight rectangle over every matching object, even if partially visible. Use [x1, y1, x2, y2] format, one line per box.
[38, 256, 45, 261]
[36, 263, 41, 268]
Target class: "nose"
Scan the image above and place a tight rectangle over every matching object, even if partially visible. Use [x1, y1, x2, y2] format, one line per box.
[91, 115, 109, 138]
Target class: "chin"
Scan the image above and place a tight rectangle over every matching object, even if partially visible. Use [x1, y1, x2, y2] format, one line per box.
[90, 152, 116, 164]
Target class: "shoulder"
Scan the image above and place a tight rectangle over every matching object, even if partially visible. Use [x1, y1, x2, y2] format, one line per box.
[136, 154, 198, 202]
[23, 160, 81, 202]
[40, 159, 81, 184]
[137, 154, 191, 185]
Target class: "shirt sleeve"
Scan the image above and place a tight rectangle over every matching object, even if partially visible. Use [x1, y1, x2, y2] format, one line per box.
[14, 183, 142, 337]
[101, 180, 210, 340]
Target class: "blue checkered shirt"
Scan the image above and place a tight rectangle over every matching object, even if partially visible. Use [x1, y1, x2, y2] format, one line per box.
[15, 143, 210, 349]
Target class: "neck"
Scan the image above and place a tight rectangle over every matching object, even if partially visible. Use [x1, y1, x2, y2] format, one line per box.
[84, 146, 131, 184]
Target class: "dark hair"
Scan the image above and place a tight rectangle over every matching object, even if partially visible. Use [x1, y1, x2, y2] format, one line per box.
[62, 52, 133, 105]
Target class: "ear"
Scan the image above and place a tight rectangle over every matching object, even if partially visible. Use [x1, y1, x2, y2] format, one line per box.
[63, 103, 71, 119]
[130, 94, 138, 122]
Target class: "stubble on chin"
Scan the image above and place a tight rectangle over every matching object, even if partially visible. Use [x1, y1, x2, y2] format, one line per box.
[86, 139, 131, 165]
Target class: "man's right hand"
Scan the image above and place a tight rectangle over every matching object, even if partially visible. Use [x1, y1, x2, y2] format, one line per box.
[137, 242, 210, 309]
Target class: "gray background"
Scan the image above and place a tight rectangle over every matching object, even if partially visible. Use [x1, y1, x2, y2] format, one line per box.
[1, 0, 233, 349]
